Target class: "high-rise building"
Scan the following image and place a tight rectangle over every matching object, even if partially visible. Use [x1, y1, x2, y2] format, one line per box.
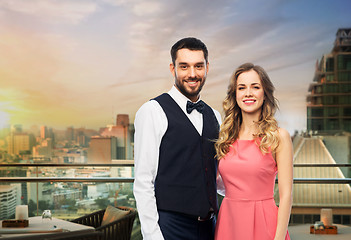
[0, 185, 17, 220]
[307, 28, 351, 132]
[99, 114, 134, 159]
[40, 126, 48, 139]
[88, 136, 117, 163]
[66, 127, 74, 141]
[32, 138, 53, 158]
[7, 133, 35, 156]
[0, 168, 28, 204]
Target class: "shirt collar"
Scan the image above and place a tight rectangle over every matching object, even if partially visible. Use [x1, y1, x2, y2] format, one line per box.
[168, 85, 201, 109]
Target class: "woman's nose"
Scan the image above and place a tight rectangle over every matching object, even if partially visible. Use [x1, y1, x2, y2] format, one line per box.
[245, 88, 252, 96]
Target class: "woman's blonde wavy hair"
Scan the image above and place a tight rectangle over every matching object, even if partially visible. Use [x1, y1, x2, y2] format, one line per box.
[215, 63, 279, 160]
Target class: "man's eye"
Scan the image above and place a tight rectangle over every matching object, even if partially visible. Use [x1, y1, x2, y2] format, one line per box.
[179, 65, 187, 69]
[196, 65, 204, 69]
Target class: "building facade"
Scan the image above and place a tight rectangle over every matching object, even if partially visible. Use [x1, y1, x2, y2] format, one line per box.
[7, 133, 35, 156]
[99, 114, 134, 160]
[307, 28, 351, 133]
[0, 185, 17, 220]
[88, 136, 117, 163]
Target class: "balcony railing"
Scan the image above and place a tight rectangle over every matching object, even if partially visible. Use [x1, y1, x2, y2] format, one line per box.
[1, 163, 351, 184]
[1, 162, 351, 239]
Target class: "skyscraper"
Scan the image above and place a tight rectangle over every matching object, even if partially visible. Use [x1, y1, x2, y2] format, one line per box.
[40, 126, 48, 139]
[307, 28, 351, 132]
[88, 136, 117, 163]
[7, 132, 35, 156]
[99, 114, 134, 159]
[0, 185, 17, 219]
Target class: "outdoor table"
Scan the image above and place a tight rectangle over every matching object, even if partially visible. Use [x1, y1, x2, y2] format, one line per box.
[0, 216, 95, 238]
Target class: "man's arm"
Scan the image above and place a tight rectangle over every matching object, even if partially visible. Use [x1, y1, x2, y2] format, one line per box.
[133, 100, 167, 240]
[211, 108, 226, 196]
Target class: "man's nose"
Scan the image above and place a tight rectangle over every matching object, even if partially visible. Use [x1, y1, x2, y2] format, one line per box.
[188, 67, 196, 78]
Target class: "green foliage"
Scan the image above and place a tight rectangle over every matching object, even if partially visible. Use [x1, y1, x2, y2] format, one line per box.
[59, 198, 77, 211]
[38, 200, 50, 212]
[95, 198, 109, 209]
[28, 199, 37, 217]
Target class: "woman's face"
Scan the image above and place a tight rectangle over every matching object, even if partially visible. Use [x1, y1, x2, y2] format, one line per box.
[236, 70, 265, 115]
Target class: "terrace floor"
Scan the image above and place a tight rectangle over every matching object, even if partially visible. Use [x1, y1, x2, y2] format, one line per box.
[289, 224, 351, 240]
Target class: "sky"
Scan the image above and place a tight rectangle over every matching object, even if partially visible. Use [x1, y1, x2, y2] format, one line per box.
[0, 0, 350, 134]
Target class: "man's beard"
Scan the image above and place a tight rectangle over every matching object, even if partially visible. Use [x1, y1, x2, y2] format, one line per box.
[175, 75, 206, 100]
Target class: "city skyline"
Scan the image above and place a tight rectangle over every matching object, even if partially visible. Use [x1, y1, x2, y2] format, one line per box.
[0, 0, 351, 134]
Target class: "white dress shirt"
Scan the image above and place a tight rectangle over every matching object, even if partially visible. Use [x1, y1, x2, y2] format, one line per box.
[133, 86, 221, 240]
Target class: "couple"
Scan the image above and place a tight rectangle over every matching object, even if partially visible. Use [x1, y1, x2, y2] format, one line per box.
[133, 37, 293, 240]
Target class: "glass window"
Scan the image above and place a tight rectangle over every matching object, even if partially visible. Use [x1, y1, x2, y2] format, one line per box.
[311, 119, 324, 130]
[344, 119, 351, 132]
[117, 147, 126, 159]
[344, 108, 351, 116]
[315, 86, 322, 93]
[340, 83, 351, 93]
[326, 74, 334, 82]
[307, 108, 312, 117]
[338, 72, 351, 82]
[337, 54, 351, 70]
[324, 96, 338, 105]
[316, 97, 322, 105]
[340, 95, 351, 104]
[326, 57, 334, 72]
[326, 119, 339, 130]
[326, 107, 338, 117]
[324, 84, 338, 93]
[311, 108, 324, 117]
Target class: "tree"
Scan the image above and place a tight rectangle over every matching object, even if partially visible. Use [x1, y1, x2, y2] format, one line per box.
[28, 199, 37, 217]
[59, 198, 77, 211]
[95, 198, 109, 209]
[38, 200, 50, 212]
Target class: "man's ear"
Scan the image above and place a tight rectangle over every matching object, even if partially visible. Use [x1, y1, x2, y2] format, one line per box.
[170, 63, 175, 77]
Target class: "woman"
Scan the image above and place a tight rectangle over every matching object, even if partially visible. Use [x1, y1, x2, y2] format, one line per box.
[215, 63, 293, 240]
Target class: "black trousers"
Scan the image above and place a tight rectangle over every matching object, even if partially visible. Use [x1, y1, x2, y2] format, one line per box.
[158, 210, 215, 240]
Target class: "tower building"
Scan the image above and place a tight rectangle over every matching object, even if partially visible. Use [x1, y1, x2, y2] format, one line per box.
[307, 28, 351, 132]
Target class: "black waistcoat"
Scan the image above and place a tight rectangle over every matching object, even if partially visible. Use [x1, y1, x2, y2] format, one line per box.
[154, 93, 219, 218]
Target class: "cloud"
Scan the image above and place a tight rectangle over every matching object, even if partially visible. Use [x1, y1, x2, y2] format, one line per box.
[0, 0, 97, 24]
[132, 1, 161, 16]
[0, 0, 348, 131]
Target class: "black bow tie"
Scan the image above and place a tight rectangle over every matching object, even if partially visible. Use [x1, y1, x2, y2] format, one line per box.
[186, 100, 205, 114]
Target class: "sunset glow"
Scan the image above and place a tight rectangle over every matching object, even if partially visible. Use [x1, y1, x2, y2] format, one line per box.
[0, 110, 9, 129]
[0, 0, 350, 133]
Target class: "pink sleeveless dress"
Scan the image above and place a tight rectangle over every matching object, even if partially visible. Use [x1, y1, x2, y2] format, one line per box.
[215, 139, 290, 240]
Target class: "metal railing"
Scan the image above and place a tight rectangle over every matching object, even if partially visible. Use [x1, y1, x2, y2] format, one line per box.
[0, 162, 135, 218]
[1, 162, 351, 237]
[1, 163, 351, 184]
[0, 162, 134, 183]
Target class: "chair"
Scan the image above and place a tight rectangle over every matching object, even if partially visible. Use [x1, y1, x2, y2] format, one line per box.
[44, 230, 103, 240]
[71, 206, 136, 240]
[0, 230, 103, 240]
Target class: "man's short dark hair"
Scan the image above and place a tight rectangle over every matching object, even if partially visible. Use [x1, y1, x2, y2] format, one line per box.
[170, 37, 208, 65]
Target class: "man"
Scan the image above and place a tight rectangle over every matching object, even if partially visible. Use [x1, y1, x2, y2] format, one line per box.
[133, 37, 221, 240]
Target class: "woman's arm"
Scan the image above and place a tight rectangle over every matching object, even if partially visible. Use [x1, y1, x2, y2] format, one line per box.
[274, 128, 293, 240]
